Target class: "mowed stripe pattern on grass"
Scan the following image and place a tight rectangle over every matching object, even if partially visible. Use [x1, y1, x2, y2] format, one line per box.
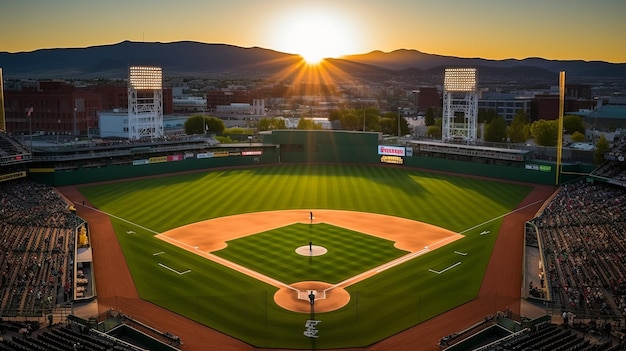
[82, 164, 529, 233]
[213, 223, 408, 284]
[79, 164, 533, 349]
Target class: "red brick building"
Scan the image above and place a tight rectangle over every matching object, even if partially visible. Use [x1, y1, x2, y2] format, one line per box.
[4, 81, 172, 136]
[415, 87, 441, 112]
[531, 94, 596, 121]
[206, 90, 255, 110]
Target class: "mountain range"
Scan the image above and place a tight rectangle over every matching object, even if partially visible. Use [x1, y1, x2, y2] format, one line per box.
[1, 40, 625, 85]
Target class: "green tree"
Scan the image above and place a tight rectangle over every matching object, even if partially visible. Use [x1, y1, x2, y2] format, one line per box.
[571, 131, 586, 142]
[484, 116, 507, 142]
[205, 116, 226, 134]
[427, 125, 441, 139]
[362, 107, 380, 131]
[594, 134, 610, 164]
[380, 111, 409, 136]
[530, 119, 558, 146]
[184, 115, 225, 135]
[379, 118, 394, 135]
[184, 115, 206, 135]
[563, 114, 585, 135]
[258, 117, 286, 131]
[297, 118, 322, 130]
[508, 110, 529, 143]
[328, 109, 344, 122]
[424, 107, 436, 126]
[478, 108, 498, 124]
[340, 110, 361, 131]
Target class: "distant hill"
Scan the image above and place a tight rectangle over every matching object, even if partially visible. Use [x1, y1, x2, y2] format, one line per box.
[1, 41, 624, 83]
[342, 49, 626, 79]
[0, 41, 303, 79]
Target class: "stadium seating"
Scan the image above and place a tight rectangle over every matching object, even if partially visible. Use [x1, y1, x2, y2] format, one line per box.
[0, 180, 79, 317]
[532, 180, 626, 322]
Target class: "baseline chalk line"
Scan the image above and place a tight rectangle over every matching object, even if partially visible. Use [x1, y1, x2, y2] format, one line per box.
[428, 262, 461, 275]
[158, 263, 191, 275]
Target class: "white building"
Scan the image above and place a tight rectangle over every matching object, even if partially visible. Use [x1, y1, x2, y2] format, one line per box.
[214, 99, 265, 117]
[99, 110, 191, 138]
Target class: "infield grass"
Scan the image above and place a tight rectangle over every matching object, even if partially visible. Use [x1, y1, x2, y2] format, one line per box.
[213, 223, 409, 284]
[79, 164, 533, 348]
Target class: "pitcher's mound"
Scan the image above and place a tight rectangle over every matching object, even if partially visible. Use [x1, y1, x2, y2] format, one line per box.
[295, 245, 327, 256]
[274, 281, 350, 313]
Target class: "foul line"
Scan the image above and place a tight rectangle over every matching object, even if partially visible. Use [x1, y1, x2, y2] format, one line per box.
[77, 203, 160, 235]
[158, 235, 296, 292]
[428, 262, 461, 275]
[158, 263, 191, 275]
[459, 199, 545, 234]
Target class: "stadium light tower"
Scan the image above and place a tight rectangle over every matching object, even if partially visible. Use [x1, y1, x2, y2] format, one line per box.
[128, 66, 164, 140]
[442, 68, 478, 143]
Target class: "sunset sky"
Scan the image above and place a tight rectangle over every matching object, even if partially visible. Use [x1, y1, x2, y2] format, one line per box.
[1, 0, 625, 63]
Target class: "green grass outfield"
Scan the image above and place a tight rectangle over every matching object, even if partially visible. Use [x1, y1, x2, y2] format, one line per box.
[79, 164, 533, 349]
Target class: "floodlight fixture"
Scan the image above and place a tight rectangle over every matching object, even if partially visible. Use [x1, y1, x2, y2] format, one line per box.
[128, 65, 164, 140]
[443, 68, 477, 92]
[442, 67, 478, 143]
[129, 66, 162, 90]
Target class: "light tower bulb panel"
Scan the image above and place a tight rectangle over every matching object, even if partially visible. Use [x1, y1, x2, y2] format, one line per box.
[129, 66, 163, 90]
[444, 68, 477, 92]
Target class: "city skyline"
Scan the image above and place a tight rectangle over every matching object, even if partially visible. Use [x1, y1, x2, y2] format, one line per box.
[1, 0, 625, 63]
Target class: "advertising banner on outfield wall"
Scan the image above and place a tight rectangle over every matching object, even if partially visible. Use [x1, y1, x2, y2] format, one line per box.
[197, 151, 229, 159]
[380, 155, 404, 165]
[242, 150, 263, 156]
[149, 156, 168, 164]
[167, 154, 183, 162]
[525, 164, 552, 172]
[133, 159, 150, 166]
[378, 145, 406, 157]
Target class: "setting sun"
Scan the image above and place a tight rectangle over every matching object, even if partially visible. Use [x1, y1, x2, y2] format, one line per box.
[268, 7, 360, 64]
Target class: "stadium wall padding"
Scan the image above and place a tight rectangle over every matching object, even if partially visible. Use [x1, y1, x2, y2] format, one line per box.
[403, 157, 585, 185]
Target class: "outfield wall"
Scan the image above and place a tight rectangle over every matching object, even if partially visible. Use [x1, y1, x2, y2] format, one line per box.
[266, 129, 381, 164]
[27, 130, 595, 186]
[403, 157, 591, 185]
[29, 148, 279, 186]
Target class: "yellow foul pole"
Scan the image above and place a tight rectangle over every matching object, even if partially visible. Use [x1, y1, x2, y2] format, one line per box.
[0, 68, 5, 131]
[556, 71, 565, 185]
